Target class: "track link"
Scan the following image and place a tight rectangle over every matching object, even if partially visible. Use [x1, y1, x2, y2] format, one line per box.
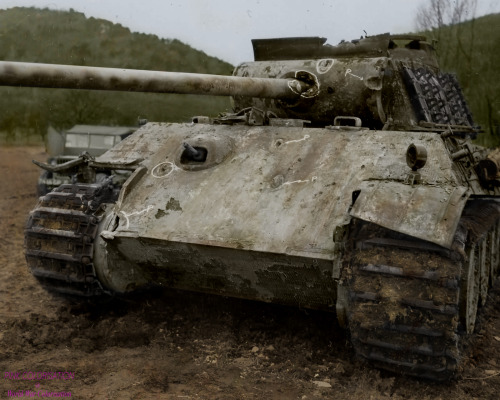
[347, 206, 500, 380]
[24, 181, 115, 296]
[402, 65, 476, 136]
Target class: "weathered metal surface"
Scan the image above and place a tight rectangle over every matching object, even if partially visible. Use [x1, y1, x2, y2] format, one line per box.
[95, 231, 337, 309]
[350, 181, 468, 248]
[233, 57, 390, 128]
[92, 123, 464, 295]
[0, 61, 310, 99]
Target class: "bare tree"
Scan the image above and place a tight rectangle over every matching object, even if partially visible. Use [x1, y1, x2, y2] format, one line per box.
[415, 0, 478, 83]
[415, 0, 447, 31]
[415, 0, 478, 31]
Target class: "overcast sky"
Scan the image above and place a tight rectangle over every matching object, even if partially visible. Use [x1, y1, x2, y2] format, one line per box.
[0, 0, 499, 64]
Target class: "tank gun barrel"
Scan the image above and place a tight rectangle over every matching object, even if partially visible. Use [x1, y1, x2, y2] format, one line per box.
[0, 61, 311, 99]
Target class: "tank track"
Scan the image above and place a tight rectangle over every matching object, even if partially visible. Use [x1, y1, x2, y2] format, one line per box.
[24, 181, 116, 297]
[347, 205, 500, 380]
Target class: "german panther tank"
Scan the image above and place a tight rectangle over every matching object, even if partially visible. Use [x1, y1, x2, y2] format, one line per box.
[3, 33, 500, 380]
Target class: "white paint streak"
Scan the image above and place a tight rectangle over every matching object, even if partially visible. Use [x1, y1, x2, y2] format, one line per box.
[282, 176, 318, 186]
[345, 68, 364, 81]
[284, 134, 310, 144]
[120, 205, 154, 229]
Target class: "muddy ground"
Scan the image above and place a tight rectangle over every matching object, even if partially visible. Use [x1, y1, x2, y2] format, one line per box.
[1, 145, 500, 399]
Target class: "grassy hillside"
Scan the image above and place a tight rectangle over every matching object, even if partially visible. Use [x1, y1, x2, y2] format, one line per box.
[0, 7, 234, 142]
[421, 13, 500, 146]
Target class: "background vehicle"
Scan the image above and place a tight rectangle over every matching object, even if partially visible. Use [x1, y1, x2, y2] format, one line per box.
[37, 124, 136, 195]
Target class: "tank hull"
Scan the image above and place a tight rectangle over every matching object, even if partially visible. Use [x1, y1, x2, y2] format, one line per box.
[90, 122, 469, 308]
[95, 233, 337, 310]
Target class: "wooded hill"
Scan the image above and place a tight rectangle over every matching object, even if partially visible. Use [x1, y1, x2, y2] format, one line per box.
[0, 7, 498, 146]
[0, 7, 234, 141]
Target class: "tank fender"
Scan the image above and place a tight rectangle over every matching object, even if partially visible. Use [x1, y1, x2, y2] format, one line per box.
[349, 181, 469, 249]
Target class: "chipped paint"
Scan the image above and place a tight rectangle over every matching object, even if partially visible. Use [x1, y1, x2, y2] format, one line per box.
[165, 197, 182, 211]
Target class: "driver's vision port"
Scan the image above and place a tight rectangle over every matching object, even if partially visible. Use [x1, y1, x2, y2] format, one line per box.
[181, 142, 208, 164]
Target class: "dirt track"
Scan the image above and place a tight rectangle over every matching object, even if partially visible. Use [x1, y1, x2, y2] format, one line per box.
[1, 145, 500, 399]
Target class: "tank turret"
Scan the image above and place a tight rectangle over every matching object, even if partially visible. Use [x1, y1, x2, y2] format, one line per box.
[4, 33, 499, 381]
[0, 33, 475, 131]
